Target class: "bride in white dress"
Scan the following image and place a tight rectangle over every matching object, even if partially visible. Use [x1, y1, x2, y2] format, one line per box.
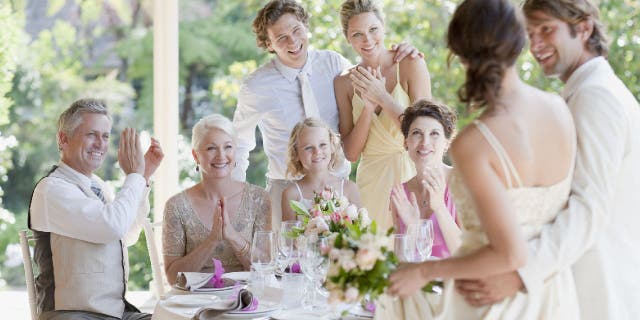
[376, 0, 580, 319]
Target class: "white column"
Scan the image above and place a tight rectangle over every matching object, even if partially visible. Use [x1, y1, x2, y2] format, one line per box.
[153, 0, 179, 223]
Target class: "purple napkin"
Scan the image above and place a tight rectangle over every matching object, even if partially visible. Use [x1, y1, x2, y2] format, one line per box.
[206, 259, 226, 288]
[290, 262, 301, 273]
[365, 301, 376, 313]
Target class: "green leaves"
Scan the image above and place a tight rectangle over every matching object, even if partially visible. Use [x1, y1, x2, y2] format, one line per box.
[290, 199, 310, 217]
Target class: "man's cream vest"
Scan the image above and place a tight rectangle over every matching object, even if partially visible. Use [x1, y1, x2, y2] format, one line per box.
[35, 166, 131, 318]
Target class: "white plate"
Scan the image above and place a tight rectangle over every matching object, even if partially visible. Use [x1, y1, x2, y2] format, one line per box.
[270, 309, 330, 320]
[227, 301, 279, 315]
[164, 295, 219, 307]
[224, 271, 250, 283]
[192, 285, 237, 293]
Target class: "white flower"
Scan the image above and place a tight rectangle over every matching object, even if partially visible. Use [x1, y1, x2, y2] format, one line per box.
[316, 217, 330, 232]
[336, 195, 349, 208]
[354, 233, 384, 270]
[305, 216, 330, 236]
[376, 234, 391, 250]
[344, 204, 359, 221]
[329, 248, 341, 261]
[345, 287, 360, 303]
[338, 249, 357, 271]
[355, 247, 380, 271]
[358, 208, 372, 227]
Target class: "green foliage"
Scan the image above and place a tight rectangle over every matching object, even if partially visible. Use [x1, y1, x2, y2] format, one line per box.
[1, 0, 638, 293]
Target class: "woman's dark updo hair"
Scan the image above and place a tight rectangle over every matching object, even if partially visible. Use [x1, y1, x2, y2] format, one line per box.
[400, 99, 458, 140]
[447, 0, 525, 109]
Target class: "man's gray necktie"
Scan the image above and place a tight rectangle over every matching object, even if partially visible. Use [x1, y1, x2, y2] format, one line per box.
[90, 181, 106, 203]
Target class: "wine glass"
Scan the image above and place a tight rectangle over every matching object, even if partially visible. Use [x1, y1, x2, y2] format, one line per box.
[392, 233, 414, 263]
[299, 234, 330, 309]
[278, 220, 301, 273]
[408, 219, 434, 262]
[250, 231, 276, 296]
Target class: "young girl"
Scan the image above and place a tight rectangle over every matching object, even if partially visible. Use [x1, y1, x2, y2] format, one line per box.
[281, 118, 361, 221]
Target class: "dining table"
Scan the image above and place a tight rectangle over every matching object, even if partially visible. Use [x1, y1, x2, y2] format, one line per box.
[151, 272, 374, 320]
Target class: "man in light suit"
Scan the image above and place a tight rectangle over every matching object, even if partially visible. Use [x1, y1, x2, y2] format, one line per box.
[455, 1, 640, 318]
[29, 98, 164, 319]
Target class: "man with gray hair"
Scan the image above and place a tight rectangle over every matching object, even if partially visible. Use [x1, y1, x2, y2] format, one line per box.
[29, 98, 164, 319]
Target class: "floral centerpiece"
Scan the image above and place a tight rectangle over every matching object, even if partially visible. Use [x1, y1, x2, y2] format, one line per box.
[324, 223, 396, 307]
[288, 186, 372, 237]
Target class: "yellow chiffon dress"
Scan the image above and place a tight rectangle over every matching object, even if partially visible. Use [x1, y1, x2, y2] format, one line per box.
[352, 65, 415, 231]
[375, 120, 579, 320]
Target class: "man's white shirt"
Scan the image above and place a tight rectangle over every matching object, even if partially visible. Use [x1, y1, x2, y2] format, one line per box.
[30, 162, 150, 246]
[232, 49, 352, 181]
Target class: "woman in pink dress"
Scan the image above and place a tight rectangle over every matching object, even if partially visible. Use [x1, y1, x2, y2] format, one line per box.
[390, 99, 461, 258]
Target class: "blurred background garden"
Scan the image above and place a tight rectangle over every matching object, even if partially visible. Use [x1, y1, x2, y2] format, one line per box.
[0, 0, 638, 291]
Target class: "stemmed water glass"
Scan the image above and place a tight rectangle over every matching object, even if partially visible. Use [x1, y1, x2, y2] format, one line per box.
[408, 219, 434, 262]
[250, 231, 276, 297]
[278, 220, 301, 273]
[299, 234, 330, 309]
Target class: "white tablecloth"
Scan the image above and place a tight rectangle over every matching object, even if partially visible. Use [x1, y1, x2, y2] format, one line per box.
[152, 277, 373, 320]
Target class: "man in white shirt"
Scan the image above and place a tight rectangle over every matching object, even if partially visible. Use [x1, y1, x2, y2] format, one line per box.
[29, 98, 164, 320]
[233, 0, 419, 227]
[455, 1, 640, 318]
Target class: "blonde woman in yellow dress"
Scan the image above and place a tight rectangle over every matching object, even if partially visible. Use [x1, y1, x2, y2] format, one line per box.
[334, 0, 431, 230]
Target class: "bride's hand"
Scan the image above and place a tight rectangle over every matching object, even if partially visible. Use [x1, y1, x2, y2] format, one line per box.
[391, 185, 420, 227]
[388, 262, 432, 298]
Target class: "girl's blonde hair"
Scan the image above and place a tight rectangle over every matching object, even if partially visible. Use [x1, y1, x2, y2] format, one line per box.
[286, 117, 345, 178]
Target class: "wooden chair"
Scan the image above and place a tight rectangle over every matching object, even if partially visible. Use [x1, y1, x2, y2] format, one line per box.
[19, 230, 38, 320]
[142, 218, 168, 298]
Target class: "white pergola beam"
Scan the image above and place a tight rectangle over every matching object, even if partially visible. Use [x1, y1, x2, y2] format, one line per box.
[152, 0, 179, 223]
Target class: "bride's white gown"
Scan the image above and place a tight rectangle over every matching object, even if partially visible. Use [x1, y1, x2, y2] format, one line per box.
[375, 121, 580, 320]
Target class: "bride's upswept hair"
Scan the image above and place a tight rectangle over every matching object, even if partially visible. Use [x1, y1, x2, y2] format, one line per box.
[446, 0, 525, 110]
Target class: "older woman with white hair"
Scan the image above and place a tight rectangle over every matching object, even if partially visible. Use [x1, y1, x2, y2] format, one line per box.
[162, 114, 271, 284]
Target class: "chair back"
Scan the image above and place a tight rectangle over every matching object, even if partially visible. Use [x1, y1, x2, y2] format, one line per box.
[143, 218, 168, 297]
[19, 230, 38, 320]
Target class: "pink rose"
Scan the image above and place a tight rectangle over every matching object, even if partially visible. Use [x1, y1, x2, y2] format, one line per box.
[355, 247, 379, 271]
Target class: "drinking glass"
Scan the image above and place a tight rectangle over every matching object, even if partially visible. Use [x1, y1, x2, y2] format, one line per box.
[299, 234, 330, 309]
[278, 220, 301, 273]
[392, 233, 414, 263]
[250, 231, 276, 297]
[408, 219, 434, 262]
[280, 273, 305, 309]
